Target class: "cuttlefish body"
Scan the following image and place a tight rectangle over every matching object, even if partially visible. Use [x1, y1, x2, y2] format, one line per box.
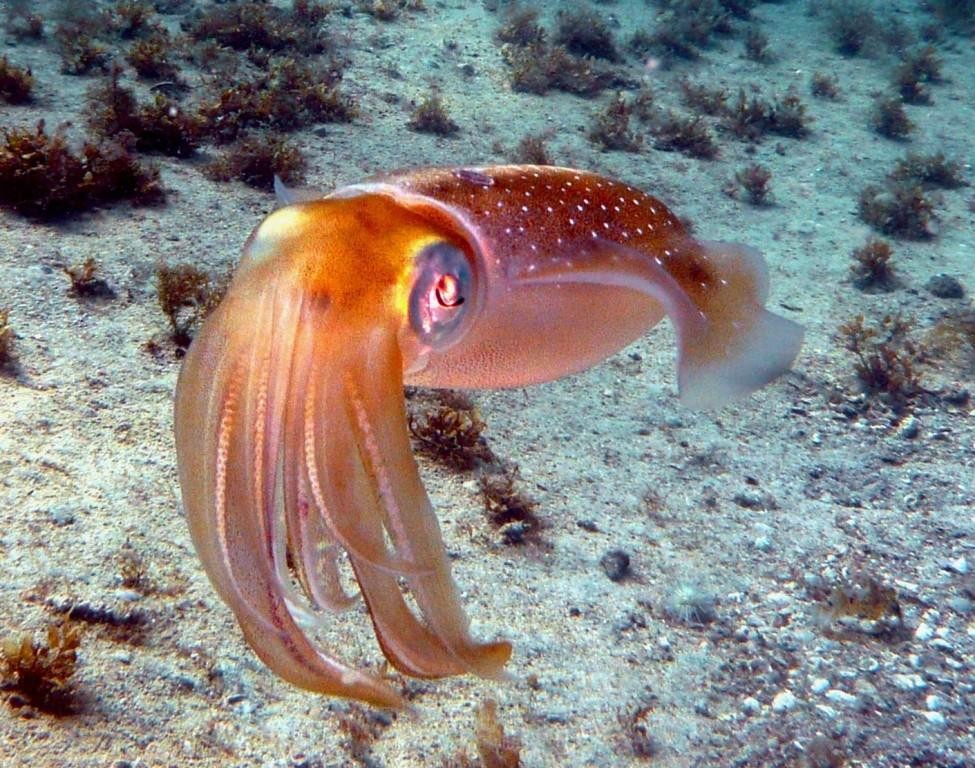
[174, 165, 802, 707]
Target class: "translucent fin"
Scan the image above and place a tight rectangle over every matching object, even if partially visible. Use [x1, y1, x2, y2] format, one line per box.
[673, 240, 803, 409]
[274, 175, 323, 207]
[514, 236, 802, 409]
[678, 305, 803, 408]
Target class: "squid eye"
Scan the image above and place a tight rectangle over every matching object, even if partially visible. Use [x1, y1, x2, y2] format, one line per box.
[409, 241, 474, 348]
[435, 274, 464, 308]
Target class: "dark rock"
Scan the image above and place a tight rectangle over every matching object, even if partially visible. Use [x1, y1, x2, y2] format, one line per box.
[926, 274, 964, 299]
[600, 548, 631, 582]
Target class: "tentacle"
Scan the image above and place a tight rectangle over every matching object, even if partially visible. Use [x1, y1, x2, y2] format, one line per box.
[279, 302, 357, 615]
[303, 346, 474, 678]
[292, 485, 358, 613]
[175, 286, 405, 708]
[287, 298, 431, 581]
[340, 327, 512, 680]
[274, 312, 509, 679]
[176, 259, 510, 703]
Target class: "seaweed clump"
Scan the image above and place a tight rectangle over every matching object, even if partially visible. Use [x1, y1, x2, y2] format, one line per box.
[336, 703, 392, 762]
[504, 42, 614, 97]
[111, 0, 160, 40]
[131, 96, 204, 157]
[894, 45, 942, 105]
[589, 93, 643, 152]
[767, 88, 811, 138]
[126, 29, 182, 80]
[500, 15, 616, 101]
[633, 0, 734, 61]
[891, 152, 966, 189]
[0, 621, 82, 714]
[724, 87, 811, 141]
[679, 79, 728, 115]
[409, 390, 494, 471]
[478, 463, 542, 546]
[619, 704, 661, 759]
[206, 133, 306, 191]
[858, 182, 934, 239]
[870, 95, 913, 140]
[723, 88, 769, 140]
[814, 574, 903, 637]
[0, 57, 33, 104]
[0, 121, 163, 219]
[185, 0, 331, 56]
[926, 0, 975, 32]
[5, 6, 44, 40]
[474, 699, 521, 767]
[87, 69, 204, 158]
[156, 263, 227, 350]
[743, 26, 771, 62]
[197, 58, 355, 143]
[555, 8, 619, 61]
[822, 0, 880, 56]
[734, 163, 772, 205]
[925, 311, 975, 377]
[849, 237, 898, 293]
[496, 7, 546, 46]
[54, 17, 112, 75]
[406, 389, 544, 546]
[360, 0, 426, 21]
[513, 133, 553, 165]
[442, 698, 522, 768]
[810, 72, 839, 100]
[408, 93, 459, 136]
[651, 113, 718, 159]
[839, 314, 923, 411]
[0, 309, 13, 370]
[117, 540, 151, 593]
[63, 257, 117, 300]
[496, 4, 619, 96]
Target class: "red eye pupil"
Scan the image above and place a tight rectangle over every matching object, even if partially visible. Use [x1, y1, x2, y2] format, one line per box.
[435, 274, 463, 307]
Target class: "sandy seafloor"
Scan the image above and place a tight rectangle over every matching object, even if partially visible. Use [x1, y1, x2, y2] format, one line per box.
[1, 1, 973, 766]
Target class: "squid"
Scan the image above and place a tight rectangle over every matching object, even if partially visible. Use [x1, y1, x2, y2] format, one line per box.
[173, 165, 803, 708]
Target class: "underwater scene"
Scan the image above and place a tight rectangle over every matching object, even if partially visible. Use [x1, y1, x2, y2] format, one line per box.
[0, 0, 973, 765]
